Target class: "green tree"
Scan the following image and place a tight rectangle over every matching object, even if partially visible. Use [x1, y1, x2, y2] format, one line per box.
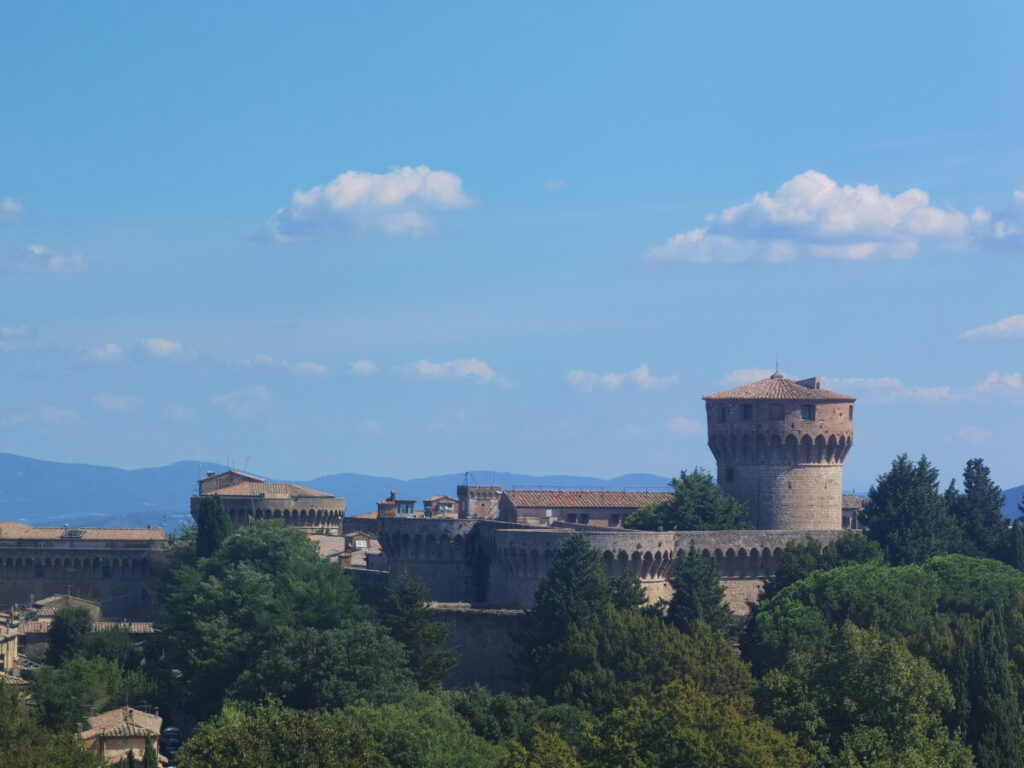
[379, 574, 458, 689]
[0, 684, 104, 767]
[761, 531, 884, 600]
[444, 686, 594, 749]
[142, 739, 158, 768]
[516, 534, 611, 694]
[949, 458, 1007, 558]
[861, 454, 962, 564]
[965, 613, 1024, 768]
[153, 522, 374, 719]
[625, 468, 750, 531]
[501, 727, 581, 768]
[195, 494, 232, 558]
[33, 655, 154, 733]
[666, 544, 734, 635]
[757, 622, 974, 768]
[228, 623, 416, 709]
[608, 572, 648, 611]
[581, 681, 806, 768]
[46, 606, 95, 666]
[1002, 521, 1024, 570]
[82, 626, 143, 670]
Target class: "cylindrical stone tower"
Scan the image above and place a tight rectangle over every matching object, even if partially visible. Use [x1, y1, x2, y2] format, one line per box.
[703, 372, 855, 530]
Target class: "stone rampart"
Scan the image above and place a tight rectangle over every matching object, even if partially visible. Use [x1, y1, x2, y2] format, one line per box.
[378, 517, 846, 610]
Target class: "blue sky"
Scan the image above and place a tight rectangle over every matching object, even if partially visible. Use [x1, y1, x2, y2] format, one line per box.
[1, 2, 1022, 492]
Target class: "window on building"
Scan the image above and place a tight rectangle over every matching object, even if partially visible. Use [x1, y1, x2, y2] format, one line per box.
[849, 405, 854, 419]
[718, 406, 728, 423]
[801, 404, 816, 420]
[566, 513, 577, 524]
[579, 514, 590, 525]
[724, 467, 734, 482]
[769, 403, 784, 420]
[742, 403, 753, 420]
[609, 515, 620, 527]
[34, 562, 44, 578]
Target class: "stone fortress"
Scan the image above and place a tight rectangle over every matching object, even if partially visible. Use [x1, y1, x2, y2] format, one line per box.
[376, 373, 858, 611]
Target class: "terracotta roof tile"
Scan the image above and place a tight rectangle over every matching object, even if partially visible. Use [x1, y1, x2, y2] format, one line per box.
[0, 523, 166, 541]
[842, 494, 866, 510]
[205, 481, 334, 499]
[704, 374, 855, 402]
[85, 707, 161, 735]
[503, 490, 674, 509]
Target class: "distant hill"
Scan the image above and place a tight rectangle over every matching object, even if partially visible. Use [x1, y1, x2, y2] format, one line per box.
[1005, 485, 1024, 519]
[0, 453, 671, 531]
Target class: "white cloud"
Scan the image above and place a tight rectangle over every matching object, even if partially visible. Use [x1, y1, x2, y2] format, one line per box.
[39, 405, 78, 424]
[84, 342, 123, 362]
[959, 315, 1024, 340]
[723, 368, 775, 386]
[0, 244, 87, 274]
[404, 358, 497, 382]
[263, 165, 472, 241]
[822, 376, 904, 389]
[0, 325, 31, 352]
[95, 393, 142, 413]
[356, 419, 382, 435]
[350, 359, 378, 375]
[161, 404, 195, 421]
[250, 353, 328, 376]
[1, 412, 33, 427]
[959, 426, 992, 443]
[891, 385, 957, 403]
[649, 171, 1019, 262]
[141, 338, 184, 358]
[976, 371, 1023, 393]
[567, 364, 677, 393]
[544, 179, 568, 191]
[666, 416, 701, 434]
[213, 384, 271, 419]
[0, 197, 24, 223]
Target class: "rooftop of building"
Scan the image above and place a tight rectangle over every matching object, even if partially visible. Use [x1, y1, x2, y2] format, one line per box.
[0, 522, 167, 542]
[502, 489, 674, 509]
[704, 372, 855, 402]
[82, 706, 162, 736]
[841, 493, 866, 510]
[203, 481, 335, 499]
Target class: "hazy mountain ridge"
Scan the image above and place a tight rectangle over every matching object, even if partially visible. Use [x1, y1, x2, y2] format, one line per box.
[0, 453, 672, 530]
[1, 453, 1020, 531]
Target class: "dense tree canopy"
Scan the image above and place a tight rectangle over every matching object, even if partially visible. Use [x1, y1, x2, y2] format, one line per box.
[46, 606, 94, 666]
[379, 575, 458, 689]
[624, 468, 750, 531]
[666, 544, 735, 635]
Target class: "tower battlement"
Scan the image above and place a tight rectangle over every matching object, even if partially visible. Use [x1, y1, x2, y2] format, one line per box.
[704, 372, 855, 530]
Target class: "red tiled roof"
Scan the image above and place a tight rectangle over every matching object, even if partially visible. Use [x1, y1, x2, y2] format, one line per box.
[205, 481, 334, 499]
[0, 523, 166, 541]
[502, 490, 674, 509]
[17, 621, 156, 635]
[842, 493, 866, 510]
[704, 374, 855, 402]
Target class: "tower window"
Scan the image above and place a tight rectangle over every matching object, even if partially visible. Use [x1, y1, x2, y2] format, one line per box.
[801, 404, 816, 420]
[742, 404, 753, 420]
[718, 407, 728, 423]
[769, 403, 784, 420]
[849, 405, 854, 419]
[724, 467, 734, 482]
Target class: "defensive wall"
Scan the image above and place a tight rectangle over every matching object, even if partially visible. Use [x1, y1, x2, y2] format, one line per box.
[378, 517, 845, 611]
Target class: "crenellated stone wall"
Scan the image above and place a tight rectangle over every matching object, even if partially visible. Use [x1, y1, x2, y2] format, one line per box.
[378, 517, 845, 611]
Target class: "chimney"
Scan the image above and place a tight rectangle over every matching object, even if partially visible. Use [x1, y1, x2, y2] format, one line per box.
[206, 471, 216, 478]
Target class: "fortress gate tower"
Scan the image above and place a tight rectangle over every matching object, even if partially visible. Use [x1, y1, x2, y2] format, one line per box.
[704, 373, 855, 530]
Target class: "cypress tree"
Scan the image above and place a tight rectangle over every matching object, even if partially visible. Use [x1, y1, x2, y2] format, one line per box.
[379, 574, 457, 690]
[196, 494, 232, 557]
[970, 613, 1024, 768]
[143, 737, 158, 768]
[45, 606, 94, 666]
[666, 544, 734, 635]
[951, 459, 1006, 558]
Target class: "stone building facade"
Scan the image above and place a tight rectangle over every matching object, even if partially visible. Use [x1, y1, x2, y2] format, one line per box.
[457, 485, 501, 519]
[704, 373, 855, 530]
[192, 470, 345, 532]
[0, 523, 165, 619]
[498, 489, 674, 528]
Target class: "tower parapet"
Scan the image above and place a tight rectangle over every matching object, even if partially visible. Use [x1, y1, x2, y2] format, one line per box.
[704, 373, 855, 530]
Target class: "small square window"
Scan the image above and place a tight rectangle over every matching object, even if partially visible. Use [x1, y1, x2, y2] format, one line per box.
[801, 404, 816, 420]
[718, 407, 728, 423]
[609, 515, 620, 527]
[566, 513, 577, 524]
[724, 467, 735, 482]
[769, 403, 784, 420]
[742, 404, 754, 420]
[579, 514, 590, 525]
[848, 405, 854, 419]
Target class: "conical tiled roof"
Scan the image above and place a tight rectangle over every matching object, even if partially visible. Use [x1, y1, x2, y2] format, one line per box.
[704, 373, 855, 401]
